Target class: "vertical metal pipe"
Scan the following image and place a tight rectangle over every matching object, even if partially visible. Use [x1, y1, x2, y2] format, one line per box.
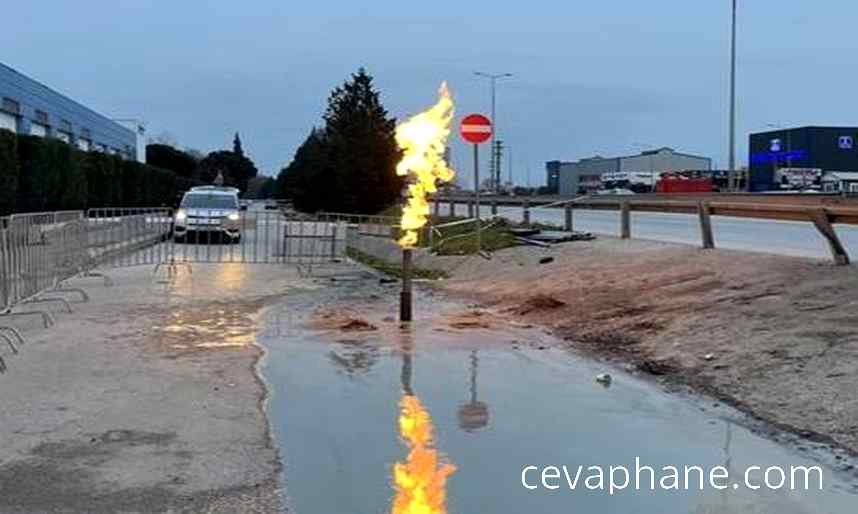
[728, 0, 738, 191]
[565, 203, 574, 232]
[400, 248, 413, 322]
[523, 199, 531, 227]
[473, 143, 481, 254]
[620, 202, 632, 239]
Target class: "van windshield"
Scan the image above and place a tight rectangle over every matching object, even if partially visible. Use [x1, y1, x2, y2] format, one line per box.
[181, 194, 238, 209]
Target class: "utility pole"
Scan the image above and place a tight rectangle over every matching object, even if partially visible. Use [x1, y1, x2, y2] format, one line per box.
[508, 145, 513, 186]
[475, 71, 513, 192]
[728, 0, 738, 191]
[493, 140, 504, 192]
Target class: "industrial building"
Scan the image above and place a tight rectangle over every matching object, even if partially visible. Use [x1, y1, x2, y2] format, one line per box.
[0, 62, 140, 161]
[749, 126, 858, 191]
[548, 147, 713, 196]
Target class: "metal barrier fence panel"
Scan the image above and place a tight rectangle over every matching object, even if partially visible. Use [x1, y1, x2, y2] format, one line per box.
[86, 208, 344, 267]
[87, 208, 174, 268]
[1, 211, 89, 308]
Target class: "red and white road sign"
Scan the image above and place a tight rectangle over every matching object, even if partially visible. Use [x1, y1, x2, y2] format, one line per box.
[460, 114, 493, 144]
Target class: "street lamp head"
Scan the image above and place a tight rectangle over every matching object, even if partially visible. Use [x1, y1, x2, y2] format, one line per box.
[474, 71, 513, 80]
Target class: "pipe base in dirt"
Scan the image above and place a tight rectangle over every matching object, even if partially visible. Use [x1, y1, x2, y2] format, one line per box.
[400, 248, 413, 322]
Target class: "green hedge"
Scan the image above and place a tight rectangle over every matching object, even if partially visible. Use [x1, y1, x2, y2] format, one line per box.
[0, 129, 19, 215]
[0, 129, 196, 215]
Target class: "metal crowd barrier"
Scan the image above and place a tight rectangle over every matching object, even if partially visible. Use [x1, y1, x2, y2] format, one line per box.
[166, 210, 344, 265]
[87, 208, 173, 268]
[0, 207, 353, 372]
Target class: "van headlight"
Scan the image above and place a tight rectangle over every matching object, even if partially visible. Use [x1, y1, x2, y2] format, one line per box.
[175, 209, 187, 222]
[227, 212, 240, 221]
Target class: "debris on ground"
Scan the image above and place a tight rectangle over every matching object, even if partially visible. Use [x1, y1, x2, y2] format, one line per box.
[515, 236, 551, 248]
[539, 257, 554, 265]
[595, 373, 613, 387]
[636, 358, 678, 376]
[508, 228, 541, 237]
[526, 230, 596, 243]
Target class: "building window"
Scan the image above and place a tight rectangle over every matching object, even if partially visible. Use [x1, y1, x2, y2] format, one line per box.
[60, 119, 72, 133]
[80, 128, 91, 139]
[34, 110, 49, 125]
[30, 123, 48, 138]
[1, 97, 20, 115]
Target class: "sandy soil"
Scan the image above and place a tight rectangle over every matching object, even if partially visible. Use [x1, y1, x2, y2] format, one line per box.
[0, 263, 317, 514]
[434, 238, 858, 457]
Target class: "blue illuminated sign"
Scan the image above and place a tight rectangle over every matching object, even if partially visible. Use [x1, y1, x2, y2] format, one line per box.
[749, 149, 808, 165]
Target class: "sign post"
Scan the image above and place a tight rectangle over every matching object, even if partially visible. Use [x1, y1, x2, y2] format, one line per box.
[460, 114, 493, 254]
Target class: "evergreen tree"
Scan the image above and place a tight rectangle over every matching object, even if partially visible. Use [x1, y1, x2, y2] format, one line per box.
[198, 145, 258, 193]
[233, 132, 244, 158]
[146, 143, 199, 178]
[276, 128, 329, 211]
[321, 68, 402, 213]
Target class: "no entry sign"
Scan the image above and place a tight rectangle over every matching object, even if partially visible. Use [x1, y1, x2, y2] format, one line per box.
[460, 114, 492, 144]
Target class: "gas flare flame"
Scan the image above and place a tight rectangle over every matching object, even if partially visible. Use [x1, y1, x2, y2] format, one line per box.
[395, 83, 456, 247]
[391, 395, 456, 514]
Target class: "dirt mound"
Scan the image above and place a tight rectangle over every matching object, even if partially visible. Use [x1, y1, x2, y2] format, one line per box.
[310, 309, 378, 332]
[512, 294, 567, 315]
[339, 318, 378, 332]
[447, 310, 493, 330]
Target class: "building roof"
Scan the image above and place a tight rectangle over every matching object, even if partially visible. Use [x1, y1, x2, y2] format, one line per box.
[0, 61, 133, 139]
[751, 126, 858, 136]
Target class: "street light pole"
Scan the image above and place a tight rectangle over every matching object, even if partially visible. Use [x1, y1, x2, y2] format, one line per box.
[728, 0, 738, 191]
[475, 72, 512, 193]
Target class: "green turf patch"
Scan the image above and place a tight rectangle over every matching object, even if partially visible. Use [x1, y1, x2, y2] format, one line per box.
[345, 247, 448, 280]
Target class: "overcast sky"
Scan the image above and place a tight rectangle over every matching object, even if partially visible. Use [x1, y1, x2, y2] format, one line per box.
[4, 1, 857, 186]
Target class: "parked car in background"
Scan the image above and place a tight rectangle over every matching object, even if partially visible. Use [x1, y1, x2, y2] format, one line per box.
[173, 186, 242, 243]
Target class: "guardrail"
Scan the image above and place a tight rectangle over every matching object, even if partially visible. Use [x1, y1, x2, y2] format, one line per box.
[434, 197, 858, 265]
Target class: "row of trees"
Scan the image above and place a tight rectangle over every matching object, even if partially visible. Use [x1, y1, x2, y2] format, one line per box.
[146, 133, 260, 194]
[275, 69, 403, 214]
[0, 130, 199, 215]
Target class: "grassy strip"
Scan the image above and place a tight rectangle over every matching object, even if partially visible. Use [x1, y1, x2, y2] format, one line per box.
[346, 247, 449, 280]
[430, 217, 518, 255]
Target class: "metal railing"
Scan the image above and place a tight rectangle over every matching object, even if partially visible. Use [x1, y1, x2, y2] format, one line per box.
[434, 197, 858, 265]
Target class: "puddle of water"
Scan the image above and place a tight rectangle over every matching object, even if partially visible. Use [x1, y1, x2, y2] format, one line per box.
[260, 286, 857, 514]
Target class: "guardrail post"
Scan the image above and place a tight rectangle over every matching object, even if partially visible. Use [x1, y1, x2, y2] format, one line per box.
[450, 200, 456, 217]
[564, 203, 574, 232]
[811, 209, 850, 265]
[491, 200, 498, 216]
[330, 224, 338, 260]
[467, 201, 474, 218]
[698, 201, 715, 249]
[620, 201, 631, 239]
[434, 198, 440, 217]
[523, 199, 531, 227]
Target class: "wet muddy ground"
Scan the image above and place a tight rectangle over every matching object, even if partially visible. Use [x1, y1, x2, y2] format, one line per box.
[259, 276, 858, 514]
[0, 263, 299, 514]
